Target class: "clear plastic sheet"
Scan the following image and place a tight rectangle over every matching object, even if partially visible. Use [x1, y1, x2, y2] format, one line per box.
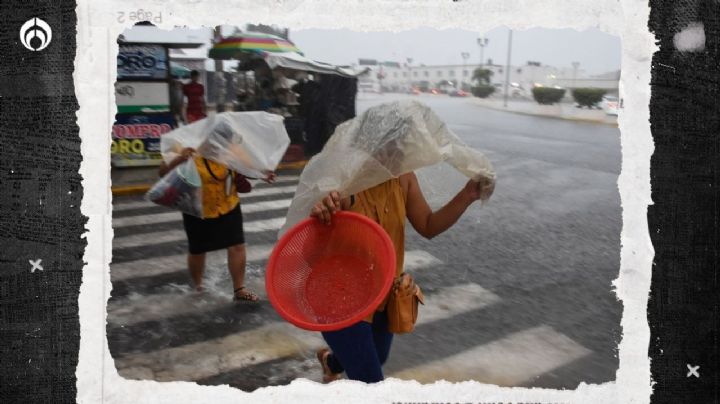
[145, 160, 203, 217]
[160, 111, 291, 179]
[280, 100, 496, 235]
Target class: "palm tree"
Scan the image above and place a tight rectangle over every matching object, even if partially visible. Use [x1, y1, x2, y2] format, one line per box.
[472, 68, 493, 85]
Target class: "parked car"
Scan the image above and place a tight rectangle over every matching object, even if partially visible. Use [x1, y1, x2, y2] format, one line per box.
[449, 89, 469, 97]
[601, 95, 619, 115]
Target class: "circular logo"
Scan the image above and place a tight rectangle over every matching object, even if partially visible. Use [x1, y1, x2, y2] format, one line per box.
[20, 18, 52, 51]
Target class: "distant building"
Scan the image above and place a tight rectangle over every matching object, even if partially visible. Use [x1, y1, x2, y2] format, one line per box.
[352, 59, 619, 96]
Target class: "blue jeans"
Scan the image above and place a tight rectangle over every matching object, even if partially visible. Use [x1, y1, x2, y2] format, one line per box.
[321, 311, 394, 383]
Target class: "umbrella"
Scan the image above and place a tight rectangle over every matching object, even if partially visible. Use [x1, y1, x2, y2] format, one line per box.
[209, 32, 302, 60]
[170, 62, 191, 78]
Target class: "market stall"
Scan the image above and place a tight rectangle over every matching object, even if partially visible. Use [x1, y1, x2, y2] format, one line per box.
[208, 34, 369, 159]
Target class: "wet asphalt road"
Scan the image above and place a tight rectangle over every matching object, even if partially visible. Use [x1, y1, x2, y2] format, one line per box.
[108, 94, 622, 390]
[357, 94, 622, 387]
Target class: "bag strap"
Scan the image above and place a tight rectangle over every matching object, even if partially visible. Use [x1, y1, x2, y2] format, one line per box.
[203, 158, 229, 182]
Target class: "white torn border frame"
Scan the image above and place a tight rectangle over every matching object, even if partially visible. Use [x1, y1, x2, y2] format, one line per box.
[76, 0, 656, 403]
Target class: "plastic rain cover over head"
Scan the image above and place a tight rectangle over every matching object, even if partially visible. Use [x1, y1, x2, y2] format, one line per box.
[160, 111, 291, 179]
[280, 100, 496, 235]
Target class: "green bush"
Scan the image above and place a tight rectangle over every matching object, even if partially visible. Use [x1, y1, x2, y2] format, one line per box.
[472, 85, 495, 98]
[531, 87, 566, 105]
[472, 68, 493, 85]
[572, 88, 607, 108]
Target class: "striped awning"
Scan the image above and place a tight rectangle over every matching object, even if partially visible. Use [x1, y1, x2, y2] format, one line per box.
[208, 32, 302, 60]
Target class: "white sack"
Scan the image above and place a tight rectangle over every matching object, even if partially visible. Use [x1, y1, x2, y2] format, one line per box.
[160, 111, 291, 179]
[280, 100, 496, 235]
[145, 160, 203, 217]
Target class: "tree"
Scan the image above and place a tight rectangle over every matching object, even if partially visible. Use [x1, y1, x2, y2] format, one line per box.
[571, 88, 607, 108]
[531, 87, 566, 105]
[472, 68, 493, 85]
[246, 23, 289, 39]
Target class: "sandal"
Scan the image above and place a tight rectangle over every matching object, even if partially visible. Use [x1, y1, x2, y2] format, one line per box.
[233, 286, 259, 303]
[316, 348, 342, 383]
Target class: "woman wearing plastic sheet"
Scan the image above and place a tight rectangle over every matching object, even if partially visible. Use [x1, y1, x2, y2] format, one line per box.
[310, 171, 495, 384]
[300, 100, 496, 383]
[159, 149, 275, 303]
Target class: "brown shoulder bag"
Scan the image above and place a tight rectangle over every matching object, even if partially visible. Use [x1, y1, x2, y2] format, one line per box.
[386, 272, 425, 334]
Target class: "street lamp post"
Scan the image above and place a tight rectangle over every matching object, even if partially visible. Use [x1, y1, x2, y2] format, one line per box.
[214, 25, 226, 112]
[461, 52, 469, 90]
[477, 37, 489, 68]
[407, 57, 413, 91]
[571, 61, 580, 89]
[503, 29, 513, 108]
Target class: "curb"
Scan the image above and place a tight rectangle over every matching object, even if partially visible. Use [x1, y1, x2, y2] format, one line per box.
[276, 159, 309, 171]
[468, 99, 619, 128]
[111, 159, 309, 196]
[112, 184, 152, 196]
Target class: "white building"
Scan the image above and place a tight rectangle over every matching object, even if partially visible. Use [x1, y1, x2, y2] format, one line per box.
[353, 59, 619, 96]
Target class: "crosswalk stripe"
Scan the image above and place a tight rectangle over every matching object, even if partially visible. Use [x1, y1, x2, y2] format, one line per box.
[404, 250, 443, 271]
[113, 180, 299, 212]
[112, 199, 293, 228]
[244, 184, 297, 197]
[110, 244, 275, 282]
[108, 271, 269, 326]
[112, 199, 162, 212]
[111, 248, 440, 285]
[113, 211, 182, 228]
[113, 216, 286, 249]
[111, 281, 496, 383]
[388, 325, 592, 385]
[115, 321, 324, 383]
[241, 198, 292, 214]
[109, 250, 447, 324]
[416, 283, 500, 325]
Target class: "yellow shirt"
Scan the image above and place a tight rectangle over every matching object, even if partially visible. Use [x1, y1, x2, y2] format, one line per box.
[348, 177, 407, 322]
[194, 157, 240, 219]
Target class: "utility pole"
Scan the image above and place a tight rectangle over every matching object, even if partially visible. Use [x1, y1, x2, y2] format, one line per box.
[214, 25, 226, 112]
[461, 52, 469, 90]
[406, 57, 413, 91]
[572, 61, 580, 89]
[477, 37, 489, 68]
[503, 29, 513, 108]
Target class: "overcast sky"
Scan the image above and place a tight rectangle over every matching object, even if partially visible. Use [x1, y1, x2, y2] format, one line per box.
[288, 27, 620, 75]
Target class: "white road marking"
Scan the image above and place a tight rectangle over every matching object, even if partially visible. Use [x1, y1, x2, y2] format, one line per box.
[111, 281, 497, 384]
[110, 244, 275, 282]
[404, 250, 443, 271]
[112, 179, 298, 212]
[113, 217, 286, 249]
[112, 198, 293, 228]
[114, 321, 325, 383]
[241, 198, 293, 214]
[110, 250, 450, 325]
[417, 283, 500, 325]
[389, 325, 592, 385]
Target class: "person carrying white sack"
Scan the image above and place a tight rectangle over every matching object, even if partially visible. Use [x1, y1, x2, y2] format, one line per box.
[157, 113, 290, 302]
[279, 101, 496, 383]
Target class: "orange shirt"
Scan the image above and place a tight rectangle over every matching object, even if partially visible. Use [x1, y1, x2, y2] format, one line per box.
[348, 178, 407, 322]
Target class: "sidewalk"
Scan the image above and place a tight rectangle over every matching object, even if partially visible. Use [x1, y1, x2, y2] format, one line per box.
[468, 97, 618, 127]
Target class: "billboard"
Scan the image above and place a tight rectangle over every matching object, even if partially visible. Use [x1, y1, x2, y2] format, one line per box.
[115, 81, 170, 114]
[118, 45, 168, 80]
[111, 113, 175, 167]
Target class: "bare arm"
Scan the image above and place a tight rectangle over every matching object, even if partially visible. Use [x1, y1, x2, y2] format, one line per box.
[402, 172, 495, 239]
[158, 147, 195, 177]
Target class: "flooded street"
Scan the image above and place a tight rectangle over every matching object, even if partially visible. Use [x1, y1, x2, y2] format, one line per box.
[109, 94, 622, 390]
